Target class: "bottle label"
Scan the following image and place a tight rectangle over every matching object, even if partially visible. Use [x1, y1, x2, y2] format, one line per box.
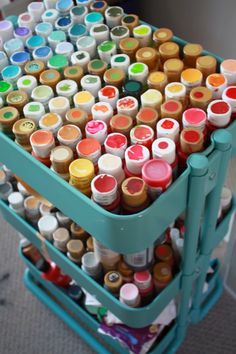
[124, 246, 154, 268]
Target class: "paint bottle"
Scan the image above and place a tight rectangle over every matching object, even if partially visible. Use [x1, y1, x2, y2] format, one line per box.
[38, 214, 59, 241]
[17, 182, 30, 197]
[89, 24, 109, 45]
[69, 23, 88, 44]
[104, 6, 124, 28]
[13, 118, 36, 149]
[124, 145, 150, 177]
[133, 24, 152, 47]
[39, 203, 56, 217]
[55, 42, 74, 62]
[98, 85, 119, 110]
[222, 86, 236, 115]
[48, 30, 66, 50]
[118, 259, 134, 283]
[91, 174, 120, 213]
[93, 237, 121, 271]
[207, 100, 231, 129]
[50, 145, 73, 180]
[67, 239, 85, 264]
[71, 51, 90, 72]
[30, 130, 55, 158]
[165, 82, 187, 108]
[153, 262, 172, 293]
[66, 108, 88, 134]
[189, 86, 213, 111]
[14, 27, 32, 45]
[0, 107, 19, 136]
[220, 59, 236, 85]
[0, 182, 13, 201]
[24, 60, 45, 80]
[70, 4, 88, 21]
[69, 158, 95, 196]
[84, 12, 104, 31]
[154, 244, 174, 268]
[196, 55, 217, 80]
[110, 114, 133, 137]
[55, 16, 73, 33]
[64, 66, 84, 85]
[141, 89, 163, 112]
[6, 90, 29, 115]
[97, 40, 117, 64]
[121, 177, 149, 214]
[17, 75, 38, 96]
[23, 102, 45, 126]
[104, 133, 127, 159]
[52, 227, 70, 252]
[24, 196, 41, 226]
[76, 36, 97, 59]
[0, 52, 9, 74]
[153, 27, 173, 48]
[181, 68, 203, 93]
[39, 113, 63, 136]
[179, 128, 204, 169]
[136, 107, 158, 129]
[0, 81, 13, 102]
[31, 85, 54, 109]
[117, 96, 138, 119]
[56, 80, 78, 104]
[104, 271, 123, 297]
[128, 62, 149, 85]
[130, 125, 155, 150]
[90, 1, 108, 14]
[22, 242, 42, 265]
[161, 100, 182, 123]
[49, 96, 70, 119]
[159, 42, 180, 66]
[85, 120, 107, 144]
[91, 102, 113, 125]
[121, 14, 139, 32]
[35, 22, 53, 40]
[18, 12, 36, 31]
[98, 153, 125, 186]
[81, 75, 102, 97]
[42, 9, 59, 24]
[152, 138, 177, 177]
[70, 222, 89, 242]
[206, 73, 228, 99]
[40, 261, 71, 288]
[67, 282, 83, 303]
[120, 283, 141, 307]
[26, 35, 46, 53]
[124, 245, 154, 272]
[28, 2, 45, 23]
[48, 54, 69, 73]
[81, 252, 103, 281]
[182, 108, 207, 132]
[0, 20, 14, 42]
[8, 192, 25, 217]
[134, 270, 154, 305]
[183, 43, 203, 67]
[76, 138, 101, 167]
[110, 26, 130, 46]
[10, 51, 31, 69]
[57, 125, 82, 151]
[88, 59, 108, 78]
[136, 47, 159, 71]
[1, 65, 22, 89]
[86, 237, 94, 252]
[119, 37, 140, 61]
[4, 38, 24, 57]
[147, 71, 168, 93]
[73, 91, 95, 116]
[110, 54, 130, 74]
[163, 58, 184, 83]
[122, 80, 143, 102]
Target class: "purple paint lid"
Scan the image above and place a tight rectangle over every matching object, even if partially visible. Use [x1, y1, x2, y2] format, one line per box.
[15, 27, 30, 37]
[0, 21, 12, 30]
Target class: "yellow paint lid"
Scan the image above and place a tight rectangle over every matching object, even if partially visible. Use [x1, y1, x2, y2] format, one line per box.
[74, 91, 94, 104]
[69, 158, 94, 178]
[181, 68, 202, 83]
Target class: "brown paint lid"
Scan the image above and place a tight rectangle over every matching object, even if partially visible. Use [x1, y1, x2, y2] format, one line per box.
[155, 244, 173, 262]
[86, 236, 94, 252]
[0, 106, 19, 124]
[121, 177, 148, 207]
[196, 55, 217, 69]
[184, 43, 203, 57]
[190, 86, 213, 104]
[24, 60, 45, 76]
[40, 69, 61, 86]
[163, 58, 184, 73]
[119, 37, 139, 53]
[153, 28, 173, 43]
[136, 47, 158, 62]
[104, 68, 125, 86]
[159, 42, 179, 56]
[66, 108, 88, 124]
[13, 118, 36, 136]
[104, 271, 123, 292]
[153, 262, 172, 283]
[118, 260, 134, 277]
[6, 90, 28, 108]
[110, 114, 133, 132]
[64, 65, 83, 81]
[67, 239, 84, 259]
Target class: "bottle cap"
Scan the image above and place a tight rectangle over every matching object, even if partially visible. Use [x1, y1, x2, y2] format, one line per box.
[24, 60, 45, 79]
[89, 24, 109, 45]
[0, 106, 19, 134]
[122, 79, 143, 100]
[81, 74, 102, 97]
[90, 1, 108, 13]
[28, 2, 45, 23]
[50, 146, 74, 174]
[8, 192, 24, 209]
[73, 90, 95, 114]
[69, 158, 95, 186]
[110, 54, 130, 74]
[56, 0, 74, 14]
[68, 23, 88, 45]
[119, 283, 140, 307]
[207, 100, 231, 127]
[70, 4, 88, 22]
[38, 215, 59, 240]
[0, 81, 13, 100]
[103, 68, 125, 89]
[4, 38, 24, 57]
[221, 187, 232, 211]
[35, 22, 53, 39]
[155, 244, 174, 263]
[86, 236, 94, 252]
[183, 43, 203, 67]
[119, 37, 139, 60]
[17, 75, 38, 95]
[31, 85, 54, 107]
[64, 65, 84, 83]
[88, 59, 108, 77]
[98, 153, 124, 184]
[13, 118, 36, 145]
[125, 145, 150, 175]
[110, 114, 133, 137]
[153, 28, 173, 47]
[220, 59, 236, 85]
[42, 9, 59, 24]
[48, 96, 70, 118]
[152, 138, 176, 164]
[163, 58, 184, 82]
[1, 65, 22, 88]
[147, 71, 168, 92]
[98, 85, 119, 109]
[18, 12, 36, 31]
[40, 69, 61, 91]
[156, 118, 180, 142]
[135, 47, 159, 71]
[71, 51, 90, 72]
[142, 159, 172, 189]
[85, 120, 107, 144]
[164, 82, 186, 103]
[81, 252, 101, 275]
[91, 102, 113, 125]
[133, 24, 152, 47]
[91, 174, 118, 205]
[23, 102, 45, 125]
[53, 227, 70, 251]
[117, 96, 138, 118]
[39, 113, 63, 135]
[121, 177, 148, 208]
[57, 125, 82, 150]
[181, 69, 203, 91]
[48, 54, 69, 72]
[0, 20, 14, 42]
[14, 27, 32, 44]
[118, 260, 134, 279]
[24, 195, 40, 214]
[159, 42, 179, 64]
[55, 16, 73, 32]
[180, 128, 204, 154]
[105, 6, 124, 28]
[48, 30, 66, 50]
[76, 36, 97, 59]
[39, 203, 56, 216]
[110, 25, 130, 46]
[121, 14, 139, 32]
[76, 138, 101, 165]
[153, 262, 172, 283]
[84, 11, 104, 31]
[104, 133, 127, 159]
[6, 90, 29, 113]
[65, 108, 88, 132]
[70, 222, 89, 241]
[26, 35, 46, 52]
[55, 41, 74, 60]
[182, 108, 207, 131]
[206, 73, 227, 99]
[136, 107, 158, 129]
[128, 62, 149, 85]
[222, 86, 236, 112]
[0, 182, 13, 201]
[141, 89, 163, 110]
[134, 270, 152, 290]
[30, 130, 55, 158]
[130, 125, 154, 149]
[189, 86, 212, 111]
[196, 55, 217, 79]
[104, 271, 123, 293]
[67, 239, 85, 260]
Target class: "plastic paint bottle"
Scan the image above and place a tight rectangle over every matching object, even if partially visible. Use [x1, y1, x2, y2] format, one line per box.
[119, 283, 141, 307]
[116, 96, 138, 119]
[130, 125, 155, 150]
[69, 158, 95, 196]
[136, 47, 159, 71]
[110, 54, 130, 74]
[24, 196, 41, 226]
[183, 43, 203, 67]
[87, 59, 108, 78]
[189, 86, 213, 111]
[124, 145, 150, 177]
[178, 128, 204, 171]
[85, 120, 107, 145]
[91, 102, 113, 125]
[89, 24, 109, 45]
[156, 118, 180, 142]
[70, 5, 88, 23]
[53, 227, 70, 252]
[121, 177, 150, 214]
[160, 100, 183, 123]
[118, 260, 134, 283]
[207, 100, 232, 129]
[56, 211, 72, 229]
[119, 37, 140, 61]
[84, 11, 104, 31]
[110, 114, 133, 137]
[196, 55, 217, 80]
[134, 270, 155, 305]
[40, 261, 72, 288]
[222, 86, 236, 114]
[91, 174, 120, 213]
[49, 96, 70, 119]
[128, 62, 149, 85]
[163, 58, 184, 83]
[105, 6, 124, 28]
[50, 146, 74, 177]
[67, 239, 85, 264]
[42, 9, 59, 24]
[38, 215, 59, 241]
[133, 24, 152, 47]
[98, 153, 125, 186]
[23, 102, 45, 126]
[121, 14, 139, 32]
[182, 108, 207, 132]
[76, 138, 101, 167]
[81, 75, 102, 97]
[103, 271, 123, 299]
[70, 222, 89, 243]
[57, 125, 82, 151]
[93, 237, 121, 271]
[24, 60, 46, 80]
[76, 36, 97, 59]
[13, 118, 36, 151]
[0, 106, 19, 136]
[6, 90, 29, 115]
[56, 80, 78, 103]
[153, 262, 172, 293]
[154, 244, 175, 268]
[90, 1, 108, 14]
[153, 28, 173, 48]
[30, 130, 55, 158]
[104, 133, 128, 159]
[8, 192, 25, 218]
[17, 75, 38, 96]
[103, 68, 125, 89]
[152, 138, 177, 178]
[141, 89, 163, 111]
[31, 85, 54, 109]
[98, 85, 119, 110]
[159, 42, 179, 66]
[64, 66, 83, 85]
[124, 245, 154, 272]
[148, 71, 168, 93]
[66, 108, 88, 134]
[181, 68, 203, 93]
[220, 59, 236, 85]
[110, 26, 130, 46]
[81, 252, 103, 281]
[73, 90, 95, 116]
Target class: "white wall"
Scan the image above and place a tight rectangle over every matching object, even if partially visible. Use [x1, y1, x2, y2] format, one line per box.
[136, 0, 236, 58]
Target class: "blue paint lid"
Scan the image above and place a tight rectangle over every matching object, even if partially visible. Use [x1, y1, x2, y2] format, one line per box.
[85, 12, 103, 23]
[36, 22, 53, 34]
[34, 46, 52, 58]
[2, 65, 21, 78]
[14, 27, 31, 37]
[69, 24, 87, 36]
[4, 38, 23, 52]
[0, 52, 7, 61]
[57, 16, 72, 27]
[93, 1, 105, 9]
[57, 0, 73, 10]
[26, 35, 45, 48]
[11, 51, 30, 63]
[71, 6, 86, 16]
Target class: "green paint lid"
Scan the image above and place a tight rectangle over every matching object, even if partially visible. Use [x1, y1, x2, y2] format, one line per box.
[98, 41, 115, 53]
[48, 55, 68, 69]
[49, 30, 66, 42]
[0, 81, 12, 93]
[124, 80, 143, 93]
[130, 63, 146, 74]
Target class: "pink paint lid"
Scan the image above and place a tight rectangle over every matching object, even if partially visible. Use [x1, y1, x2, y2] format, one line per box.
[86, 120, 106, 134]
[131, 125, 154, 142]
[134, 271, 152, 287]
[142, 159, 172, 188]
[221, 59, 236, 73]
[183, 108, 206, 126]
[120, 283, 139, 306]
[126, 145, 150, 161]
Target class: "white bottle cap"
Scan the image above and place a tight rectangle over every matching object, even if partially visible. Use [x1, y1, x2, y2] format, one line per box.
[98, 153, 125, 185]
[42, 9, 59, 24]
[110, 54, 130, 74]
[33, 46, 53, 63]
[81, 75, 102, 97]
[39, 203, 55, 216]
[53, 227, 70, 249]
[28, 2, 45, 23]
[120, 283, 140, 307]
[130, 125, 155, 146]
[30, 130, 55, 158]
[13, 27, 32, 45]
[17, 75, 38, 95]
[55, 41, 74, 61]
[85, 120, 108, 144]
[110, 25, 130, 46]
[56, 211, 71, 227]
[35, 22, 53, 39]
[69, 24, 88, 45]
[17, 182, 30, 197]
[165, 82, 186, 101]
[134, 271, 152, 290]
[73, 90, 95, 114]
[89, 24, 109, 45]
[125, 145, 150, 175]
[4, 38, 24, 57]
[133, 24, 152, 46]
[56, 80, 78, 99]
[38, 215, 59, 241]
[70, 5, 88, 24]
[8, 192, 24, 210]
[0, 52, 9, 73]
[206, 74, 227, 99]
[220, 59, 236, 85]
[48, 96, 70, 119]
[116, 96, 139, 119]
[81, 252, 101, 276]
[76, 0, 93, 7]
[71, 50, 90, 72]
[222, 86, 236, 113]
[91, 174, 118, 206]
[0, 182, 13, 201]
[24, 196, 40, 215]
[105, 6, 124, 28]
[18, 12, 36, 31]
[48, 30, 66, 50]
[98, 85, 119, 109]
[23, 102, 46, 125]
[26, 35, 46, 53]
[97, 40, 117, 64]
[128, 62, 149, 85]
[141, 89, 163, 110]
[84, 11, 104, 31]
[76, 36, 97, 59]
[207, 100, 232, 127]
[152, 138, 176, 164]
[104, 133, 128, 159]
[56, 0, 74, 15]
[10, 51, 31, 68]
[156, 118, 180, 142]
[221, 187, 232, 211]
[0, 20, 14, 42]
[44, 0, 57, 10]
[39, 113, 63, 135]
[91, 102, 113, 124]
[31, 85, 54, 107]
[170, 228, 180, 242]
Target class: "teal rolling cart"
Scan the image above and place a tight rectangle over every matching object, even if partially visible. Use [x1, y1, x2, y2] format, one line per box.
[1, 23, 236, 353]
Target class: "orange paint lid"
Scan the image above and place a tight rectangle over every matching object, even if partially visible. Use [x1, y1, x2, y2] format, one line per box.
[207, 74, 226, 87]
[58, 125, 81, 141]
[77, 138, 101, 156]
[30, 130, 54, 145]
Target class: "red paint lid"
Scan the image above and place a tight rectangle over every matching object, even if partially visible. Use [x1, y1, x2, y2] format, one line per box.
[131, 125, 154, 142]
[111, 114, 133, 129]
[142, 159, 172, 188]
[117, 97, 136, 109]
[137, 107, 158, 122]
[163, 100, 180, 112]
[126, 178, 144, 194]
[127, 145, 145, 161]
[225, 87, 236, 99]
[100, 85, 117, 98]
[210, 101, 230, 114]
[183, 108, 206, 125]
[105, 133, 127, 149]
[93, 174, 117, 193]
[183, 129, 201, 143]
